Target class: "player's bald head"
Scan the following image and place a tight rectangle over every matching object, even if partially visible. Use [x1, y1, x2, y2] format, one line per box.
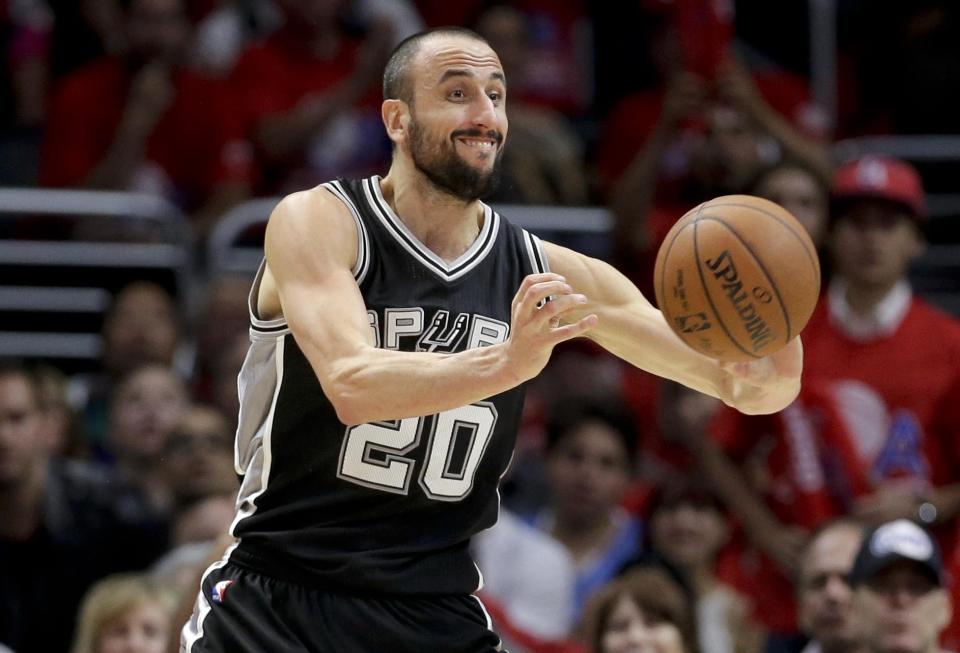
[383, 27, 494, 105]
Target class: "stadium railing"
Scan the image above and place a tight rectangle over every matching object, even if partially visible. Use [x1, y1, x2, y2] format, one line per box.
[205, 201, 615, 277]
[0, 188, 191, 369]
[4, 134, 960, 369]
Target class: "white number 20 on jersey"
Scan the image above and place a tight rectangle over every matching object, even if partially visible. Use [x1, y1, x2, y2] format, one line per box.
[336, 402, 498, 501]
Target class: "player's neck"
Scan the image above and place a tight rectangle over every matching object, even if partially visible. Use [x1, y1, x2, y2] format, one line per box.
[379, 171, 484, 264]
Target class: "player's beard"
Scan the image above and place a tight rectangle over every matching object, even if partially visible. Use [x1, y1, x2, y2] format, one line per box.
[408, 117, 503, 202]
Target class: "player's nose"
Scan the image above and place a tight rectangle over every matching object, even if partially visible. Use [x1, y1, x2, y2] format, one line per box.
[470, 95, 498, 129]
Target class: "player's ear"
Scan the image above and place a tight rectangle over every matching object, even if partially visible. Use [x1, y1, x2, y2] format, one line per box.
[382, 99, 410, 146]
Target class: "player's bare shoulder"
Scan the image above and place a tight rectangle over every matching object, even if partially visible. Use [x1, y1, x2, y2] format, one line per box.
[259, 185, 362, 321]
[264, 186, 357, 265]
[265, 185, 359, 271]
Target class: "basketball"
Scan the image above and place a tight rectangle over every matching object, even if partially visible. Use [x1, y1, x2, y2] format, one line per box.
[653, 194, 821, 363]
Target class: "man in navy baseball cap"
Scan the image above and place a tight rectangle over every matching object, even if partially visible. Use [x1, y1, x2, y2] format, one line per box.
[852, 519, 951, 653]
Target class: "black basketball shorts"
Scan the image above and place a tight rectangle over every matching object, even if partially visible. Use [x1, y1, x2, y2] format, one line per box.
[181, 560, 505, 652]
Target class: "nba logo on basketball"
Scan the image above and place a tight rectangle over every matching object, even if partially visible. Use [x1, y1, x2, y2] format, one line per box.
[211, 580, 235, 604]
[676, 312, 711, 333]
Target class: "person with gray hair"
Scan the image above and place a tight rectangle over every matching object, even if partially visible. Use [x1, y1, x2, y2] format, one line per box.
[796, 519, 867, 653]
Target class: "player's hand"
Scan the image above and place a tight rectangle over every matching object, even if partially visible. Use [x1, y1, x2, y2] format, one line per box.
[720, 337, 803, 415]
[504, 273, 598, 383]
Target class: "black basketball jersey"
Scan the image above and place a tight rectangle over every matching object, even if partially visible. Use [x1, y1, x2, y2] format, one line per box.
[229, 176, 549, 596]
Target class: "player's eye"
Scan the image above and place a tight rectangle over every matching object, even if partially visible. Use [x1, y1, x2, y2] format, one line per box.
[488, 91, 502, 103]
[449, 89, 465, 100]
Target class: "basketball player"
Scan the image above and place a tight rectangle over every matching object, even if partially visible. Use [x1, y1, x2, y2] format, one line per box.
[181, 27, 802, 652]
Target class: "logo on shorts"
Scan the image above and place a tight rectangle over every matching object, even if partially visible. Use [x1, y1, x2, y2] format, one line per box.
[211, 579, 235, 604]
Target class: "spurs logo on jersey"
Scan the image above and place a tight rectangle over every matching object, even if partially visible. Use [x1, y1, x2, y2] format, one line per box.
[369, 308, 509, 353]
[418, 310, 470, 352]
[230, 175, 549, 596]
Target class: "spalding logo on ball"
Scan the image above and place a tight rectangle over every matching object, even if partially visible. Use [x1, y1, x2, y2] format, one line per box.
[654, 195, 821, 363]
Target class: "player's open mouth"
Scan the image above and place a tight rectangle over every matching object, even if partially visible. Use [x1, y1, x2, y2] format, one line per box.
[457, 138, 497, 151]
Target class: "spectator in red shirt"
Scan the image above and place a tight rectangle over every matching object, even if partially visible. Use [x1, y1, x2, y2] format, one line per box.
[595, 6, 830, 301]
[420, 0, 595, 117]
[228, 0, 400, 194]
[39, 0, 253, 233]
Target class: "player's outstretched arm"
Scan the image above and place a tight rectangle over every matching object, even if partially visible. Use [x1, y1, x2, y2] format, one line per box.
[542, 242, 801, 415]
[264, 191, 596, 425]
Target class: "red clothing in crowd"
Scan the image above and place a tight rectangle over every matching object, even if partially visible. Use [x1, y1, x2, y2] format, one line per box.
[228, 29, 387, 193]
[40, 58, 251, 210]
[939, 375, 960, 650]
[596, 68, 824, 197]
[418, 0, 593, 115]
[802, 298, 960, 499]
[597, 67, 824, 302]
[710, 291, 960, 632]
[230, 31, 365, 133]
[509, 0, 592, 115]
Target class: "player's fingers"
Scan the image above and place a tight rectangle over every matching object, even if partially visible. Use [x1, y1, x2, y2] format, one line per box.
[722, 358, 775, 385]
[512, 273, 566, 312]
[513, 273, 565, 302]
[530, 293, 588, 328]
[720, 361, 751, 380]
[517, 280, 573, 315]
[545, 314, 598, 344]
[769, 337, 803, 377]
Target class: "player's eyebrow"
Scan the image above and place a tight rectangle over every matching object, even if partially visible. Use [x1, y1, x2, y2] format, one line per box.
[438, 69, 506, 85]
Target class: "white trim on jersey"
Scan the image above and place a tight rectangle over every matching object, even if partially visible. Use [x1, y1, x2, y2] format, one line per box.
[245, 180, 372, 336]
[247, 259, 290, 334]
[522, 229, 550, 275]
[230, 335, 284, 518]
[471, 594, 504, 652]
[472, 447, 517, 593]
[181, 540, 240, 652]
[323, 180, 372, 285]
[364, 176, 501, 282]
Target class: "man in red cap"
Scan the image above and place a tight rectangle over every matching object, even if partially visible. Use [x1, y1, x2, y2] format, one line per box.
[697, 154, 960, 643]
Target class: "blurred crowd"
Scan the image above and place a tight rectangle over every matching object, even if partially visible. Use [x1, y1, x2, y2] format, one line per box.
[3, 1, 960, 653]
